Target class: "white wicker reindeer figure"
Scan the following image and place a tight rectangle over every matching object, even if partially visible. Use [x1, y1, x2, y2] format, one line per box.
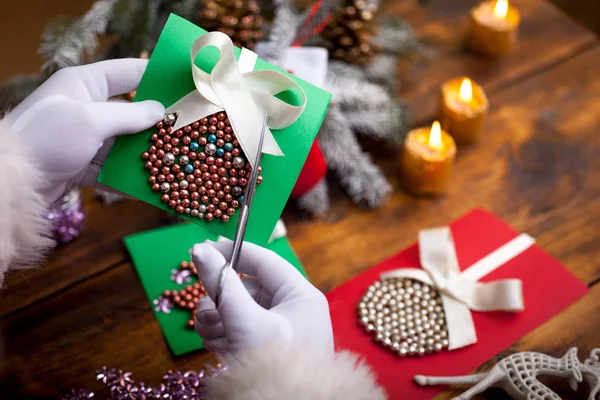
[414, 348, 600, 400]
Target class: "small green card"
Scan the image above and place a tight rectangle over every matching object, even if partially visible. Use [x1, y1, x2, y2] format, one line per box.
[99, 14, 331, 245]
[125, 223, 307, 356]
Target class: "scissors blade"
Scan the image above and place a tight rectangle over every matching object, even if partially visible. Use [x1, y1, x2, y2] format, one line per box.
[228, 112, 268, 270]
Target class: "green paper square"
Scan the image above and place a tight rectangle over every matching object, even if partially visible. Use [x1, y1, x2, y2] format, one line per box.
[124, 223, 307, 356]
[99, 14, 331, 245]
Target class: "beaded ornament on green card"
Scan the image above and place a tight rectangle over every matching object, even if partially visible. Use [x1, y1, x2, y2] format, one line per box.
[125, 223, 307, 356]
[99, 14, 331, 246]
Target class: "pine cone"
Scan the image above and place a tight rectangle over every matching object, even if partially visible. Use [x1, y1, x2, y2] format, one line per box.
[321, 0, 381, 65]
[198, 0, 264, 49]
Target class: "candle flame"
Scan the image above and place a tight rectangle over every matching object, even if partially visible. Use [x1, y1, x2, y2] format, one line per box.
[458, 78, 473, 103]
[493, 0, 508, 19]
[428, 121, 443, 150]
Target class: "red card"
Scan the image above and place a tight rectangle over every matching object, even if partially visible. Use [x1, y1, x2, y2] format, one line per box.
[326, 209, 588, 399]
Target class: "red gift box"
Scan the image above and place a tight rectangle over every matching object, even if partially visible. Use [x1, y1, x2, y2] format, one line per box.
[326, 209, 588, 399]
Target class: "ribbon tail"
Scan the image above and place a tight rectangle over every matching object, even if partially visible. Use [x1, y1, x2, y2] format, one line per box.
[419, 227, 461, 288]
[442, 295, 477, 350]
[380, 268, 479, 350]
[448, 279, 524, 312]
[268, 220, 287, 243]
[245, 70, 307, 130]
[165, 91, 223, 131]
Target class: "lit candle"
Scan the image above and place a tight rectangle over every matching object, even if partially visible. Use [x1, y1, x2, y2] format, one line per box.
[466, 0, 520, 57]
[438, 77, 488, 144]
[400, 121, 457, 196]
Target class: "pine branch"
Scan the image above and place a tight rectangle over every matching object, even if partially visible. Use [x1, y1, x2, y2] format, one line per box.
[0, 75, 44, 113]
[108, 0, 135, 38]
[318, 106, 391, 207]
[173, 0, 202, 20]
[260, 0, 302, 65]
[296, 179, 329, 217]
[363, 53, 398, 89]
[344, 100, 409, 142]
[40, 0, 116, 74]
[375, 16, 424, 57]
[326, 65, 391, 111]
[143, 0, 163, 51]
[109, 0, 162, 56]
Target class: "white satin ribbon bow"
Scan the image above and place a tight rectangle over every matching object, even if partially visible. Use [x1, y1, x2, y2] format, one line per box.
[165, 32, 307, 167]
[381, 227, 534, 350]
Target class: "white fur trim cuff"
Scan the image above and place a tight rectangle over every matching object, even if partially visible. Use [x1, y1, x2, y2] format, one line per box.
[204, 344, 387, 400]
[0, 119, 54, 287]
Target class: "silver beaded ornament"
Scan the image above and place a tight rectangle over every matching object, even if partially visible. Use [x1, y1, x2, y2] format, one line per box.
[358, 277, 449, 357]
[205, 143, 217, 155]
[163, 153, 176, 166]
[160, 183, 171, 193]
[164, 113, 176, 125]
[233, 156, 245, 168]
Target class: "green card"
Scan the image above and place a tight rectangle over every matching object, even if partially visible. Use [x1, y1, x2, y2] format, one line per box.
[124, 223, 307, 356]
[99, 14, 331, 245]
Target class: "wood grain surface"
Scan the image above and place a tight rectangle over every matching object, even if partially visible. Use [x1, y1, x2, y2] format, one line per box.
[1, 0, 599, 398]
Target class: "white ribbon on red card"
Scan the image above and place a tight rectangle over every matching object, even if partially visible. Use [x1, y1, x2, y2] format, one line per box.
[381, 227, 534, 350]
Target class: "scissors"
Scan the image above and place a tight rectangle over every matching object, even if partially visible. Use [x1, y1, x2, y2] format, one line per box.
[215, 113, 268, 308]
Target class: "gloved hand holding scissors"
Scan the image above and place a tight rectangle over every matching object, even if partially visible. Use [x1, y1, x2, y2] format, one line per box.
[191, 114, 333, 358]
[191, 240, 334, 356]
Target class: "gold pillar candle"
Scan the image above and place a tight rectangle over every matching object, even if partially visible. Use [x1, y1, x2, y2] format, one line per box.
[438, 77, 488, 145]
[401, 121, 457, 196]
[467, 0, 520, 57]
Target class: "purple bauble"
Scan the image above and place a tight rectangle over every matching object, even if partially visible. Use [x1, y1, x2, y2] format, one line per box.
[45, 188, 84, 244]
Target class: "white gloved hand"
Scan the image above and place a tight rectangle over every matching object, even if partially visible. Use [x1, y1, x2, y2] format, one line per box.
[191, 241, 334, 357]
[4, 59, 164, 205]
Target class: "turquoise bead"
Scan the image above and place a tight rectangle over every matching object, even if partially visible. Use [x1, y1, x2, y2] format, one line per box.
[238, 195, 244, 202]
[184, 164, 194, 174]
[216, 148, 225, 157]
[224, 143, 234, 151]
[208, 134, 217, 143]
[189, 142, 199, 151]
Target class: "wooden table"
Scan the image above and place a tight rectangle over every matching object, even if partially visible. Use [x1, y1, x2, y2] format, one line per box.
[1, 0, 599, 398]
